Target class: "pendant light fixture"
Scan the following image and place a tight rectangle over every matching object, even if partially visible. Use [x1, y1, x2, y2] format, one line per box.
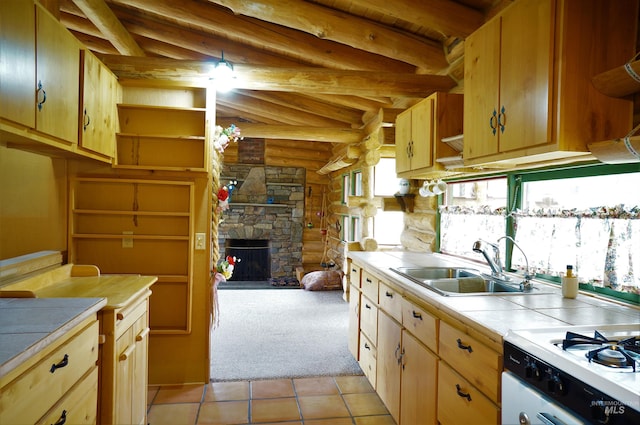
[211, 51, 236, 92]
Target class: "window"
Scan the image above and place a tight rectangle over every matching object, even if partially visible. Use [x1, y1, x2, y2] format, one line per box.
[352, 170, 363, 196]
[373, 158, 402, 246]
[439, 163, 640, 304]
[341, 173, 350, 204]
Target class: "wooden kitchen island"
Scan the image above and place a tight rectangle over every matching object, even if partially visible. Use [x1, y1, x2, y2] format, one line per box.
[0, 263, 157, 425]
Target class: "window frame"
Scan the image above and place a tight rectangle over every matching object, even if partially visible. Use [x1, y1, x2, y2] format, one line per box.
[440, 161, 640, 305]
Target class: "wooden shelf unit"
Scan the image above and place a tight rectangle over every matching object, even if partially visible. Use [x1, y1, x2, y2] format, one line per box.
[115, 104, 208, 171]
[69, 177, 194, 334]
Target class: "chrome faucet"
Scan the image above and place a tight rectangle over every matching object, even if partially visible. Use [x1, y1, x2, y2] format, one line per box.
[472, 239, 506, 279]
[473, 237, 533, 291]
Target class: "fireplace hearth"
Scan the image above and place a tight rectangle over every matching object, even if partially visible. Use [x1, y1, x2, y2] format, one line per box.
[225, 239, 270, 281]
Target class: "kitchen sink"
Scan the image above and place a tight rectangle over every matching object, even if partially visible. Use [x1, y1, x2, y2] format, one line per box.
[389, 267, 550, 296]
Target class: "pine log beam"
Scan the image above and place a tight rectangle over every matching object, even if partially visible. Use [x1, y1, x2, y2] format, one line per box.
[109, 0, 416, 72]
[98, 55, 456, 97]
[70, 0, 145, 56]
[237, 124, 364, 143]
[210, 0, 448, 71]
[348, 0, 484, 39]
[215, 94, 348, 127]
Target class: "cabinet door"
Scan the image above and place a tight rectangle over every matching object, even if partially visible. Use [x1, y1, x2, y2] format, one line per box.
[132, 311, 149, 425]
[375, 311, 402, 423]
[347, 285, 361, 359]
[463, 16, 501, 160]
[35, 4, 79, 143]
[395, 109, 412, 173]
[400, 331, 437, 425]
[409, 98, 433, 170]
[115, 326, 134, 425]
[0, 1, 35, 128]
[80, 50, 118, 157]
[499, 0, 552, 153]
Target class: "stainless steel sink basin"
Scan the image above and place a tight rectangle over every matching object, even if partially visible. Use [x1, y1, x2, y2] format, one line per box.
[389, 266, 550, 296]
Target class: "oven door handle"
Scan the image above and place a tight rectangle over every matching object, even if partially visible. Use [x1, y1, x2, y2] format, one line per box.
[537, 412, 567, 425]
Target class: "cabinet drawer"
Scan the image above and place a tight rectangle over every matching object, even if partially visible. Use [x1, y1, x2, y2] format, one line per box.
[0, 320, 99, 425]
[359, 295, 378, 343]
[37, 367, 98, 425]
[359, 332, 377, 389]
[115, 296, 147, 337]
[402, 298, 438, 353]
[361, 271, 378, 303]
[437, 363, 499, 425]
[378, 282, 402, 322]
[349, 263, 361, 287]
[439, 321, 501, 401]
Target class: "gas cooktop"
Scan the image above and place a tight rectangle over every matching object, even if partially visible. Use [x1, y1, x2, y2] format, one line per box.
[505, 323, 640, 413]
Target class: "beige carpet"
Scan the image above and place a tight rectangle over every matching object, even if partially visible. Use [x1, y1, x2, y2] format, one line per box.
[210, 289, 363, 381]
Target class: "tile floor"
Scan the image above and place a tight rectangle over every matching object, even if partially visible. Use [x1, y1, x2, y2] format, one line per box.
[147, 375, 396, 425]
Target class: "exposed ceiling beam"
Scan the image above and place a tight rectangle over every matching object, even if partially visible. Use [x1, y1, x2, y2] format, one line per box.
[70, 0, 145, 56]
[97, 55, 457, 97]
[208, 0, 448, 71]
[236, 124, 364, 143]
[109, 0, 416, 72]
[347, 0, 484, 39]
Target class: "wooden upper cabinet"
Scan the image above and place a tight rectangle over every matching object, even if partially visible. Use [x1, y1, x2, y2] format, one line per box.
[464, 0, 637, 167]
[79, 50, 120, 158]
[35, 3, 80, 144]
[395, 92, 463, 178]
[0, 0, 36, 129]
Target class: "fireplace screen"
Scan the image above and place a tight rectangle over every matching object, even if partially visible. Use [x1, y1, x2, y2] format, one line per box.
[224, 239, 271, 280]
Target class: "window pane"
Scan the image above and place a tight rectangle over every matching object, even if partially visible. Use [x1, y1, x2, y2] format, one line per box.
[374, 158, 401, 196]
[440, 178, 508, 258]
[352, 171, 363, 196]
[373, 210, 403, 245]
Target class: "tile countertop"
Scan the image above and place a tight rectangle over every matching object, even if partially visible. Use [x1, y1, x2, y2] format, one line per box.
[0, 297, 107, 380]
[348, 251, 640, 343]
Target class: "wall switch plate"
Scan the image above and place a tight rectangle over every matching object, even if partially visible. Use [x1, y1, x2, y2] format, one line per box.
[122, 231, 134, 248]
[195, 233, 206, 250]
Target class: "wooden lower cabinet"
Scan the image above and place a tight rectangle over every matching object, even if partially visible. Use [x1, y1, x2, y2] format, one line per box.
[347, 284, 361, 359]
[0, 317, 100, 425]
[437, 363, 500, 425]
[376, 311, 402, 423]
[100, 292, 151, 425]
[400, 331, 438, 425]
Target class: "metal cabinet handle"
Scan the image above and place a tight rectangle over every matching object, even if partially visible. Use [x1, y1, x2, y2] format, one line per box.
[385, 291, 393, 298]
[37, 81, 47, 111]
[498, 105, 506, 133]
[412, 311, 422, 320]
[365, 303, 372, 309]
[394, 343, 404, 365]
[366, 278, 372, 284]
[364, 342, 371, 350]
[456, 338, 473, 353]
[489, 110, 498, 135]
[52, 410, 67, 425]
[83, 108, 91, 130]
[50, 354, 69, 373]
[456, 384, 472, 401]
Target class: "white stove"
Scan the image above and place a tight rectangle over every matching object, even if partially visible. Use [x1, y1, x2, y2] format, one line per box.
[503, 323, 640, 424]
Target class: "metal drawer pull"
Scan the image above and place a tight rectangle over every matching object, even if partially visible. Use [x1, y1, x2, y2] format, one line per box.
[455, 384, 472, 401]
[52, 409, 67, 425]
[537, 412, 567, 425]
[364, 342, 371, 350]
[412, 311, 422, 320]
[456, 338, 473, 353]
[365, 303, 372, 309]
[366, 278, 372, 283]
[385, 291, 393, 298]
[50, 354, 69, 373]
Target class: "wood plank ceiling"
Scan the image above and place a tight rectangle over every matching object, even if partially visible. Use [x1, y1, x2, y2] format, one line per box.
[58, 0, 502, 148]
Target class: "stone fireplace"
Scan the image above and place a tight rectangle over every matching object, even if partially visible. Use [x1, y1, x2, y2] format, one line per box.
[218, 165, 305, 279]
